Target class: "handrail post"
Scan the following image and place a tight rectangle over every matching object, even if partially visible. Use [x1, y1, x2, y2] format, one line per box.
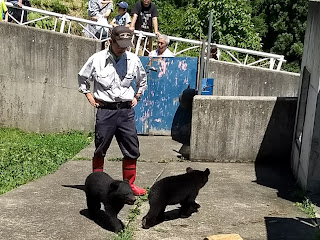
[197, 40, 206, 95]
[276, 57, 284, 71]
[135, 31, 143, 55]
[60, 15, 66, 33]
[269, 57, 275, 70]
[205, 10, 213, 79]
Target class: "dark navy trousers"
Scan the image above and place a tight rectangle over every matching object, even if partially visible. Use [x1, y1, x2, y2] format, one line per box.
[94, 107, 140, 159]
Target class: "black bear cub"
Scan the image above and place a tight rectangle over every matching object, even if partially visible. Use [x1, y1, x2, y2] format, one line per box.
[142, 167, 210, 229]
[84, 172, 136, 233]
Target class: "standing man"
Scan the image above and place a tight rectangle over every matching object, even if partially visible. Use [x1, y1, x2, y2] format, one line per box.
[130, 0, 159, 55]
[78, 26, 147, 196]
[149, 35, 174, 57]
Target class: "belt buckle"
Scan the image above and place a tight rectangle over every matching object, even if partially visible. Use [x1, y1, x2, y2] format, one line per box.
[115, 102, 121, 109]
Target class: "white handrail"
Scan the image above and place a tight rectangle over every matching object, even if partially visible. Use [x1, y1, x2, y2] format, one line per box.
[5, 2, 286, 71]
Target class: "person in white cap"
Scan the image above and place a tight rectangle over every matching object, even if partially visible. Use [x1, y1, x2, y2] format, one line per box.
[111, 1, 131, 27]
[78, 26, 147, 196]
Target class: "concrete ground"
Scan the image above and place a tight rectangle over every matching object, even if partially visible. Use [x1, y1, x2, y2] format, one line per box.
[0, 136, 319, 240]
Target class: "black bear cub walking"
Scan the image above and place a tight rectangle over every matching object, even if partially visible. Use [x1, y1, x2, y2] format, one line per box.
[84, 172, 136, 233]
[142, 167, 210, 229]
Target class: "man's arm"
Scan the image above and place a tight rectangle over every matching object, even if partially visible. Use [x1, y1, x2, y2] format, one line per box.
[78, 55, 100, 107]
[4, 11, 8, 22]
[152, 17, 159, 35]
[135, 59, 147, 95]
[129, 13, 138, 31]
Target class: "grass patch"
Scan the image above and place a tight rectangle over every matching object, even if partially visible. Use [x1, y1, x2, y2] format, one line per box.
[158, 157, 188, 163]
[113, 188, 149, 240]
[113, 226, 134, 240]
[72, 156, 90, 161]
[0, 127, 92, 194]
[107, 157, 123, 162]
[295, 197, 316, 218]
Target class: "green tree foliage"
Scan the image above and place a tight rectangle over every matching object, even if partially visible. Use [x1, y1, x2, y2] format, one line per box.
[184, 0, 261, 51]
[155, 0, 261, 51]
[249, 0, 308, 72]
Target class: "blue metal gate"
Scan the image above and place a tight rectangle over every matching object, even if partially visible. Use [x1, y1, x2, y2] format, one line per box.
[135, 57, 198, 135]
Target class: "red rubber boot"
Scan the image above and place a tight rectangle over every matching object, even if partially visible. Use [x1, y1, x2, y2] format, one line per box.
[122, 159, 146, 196]
[92, 157, 104, 172]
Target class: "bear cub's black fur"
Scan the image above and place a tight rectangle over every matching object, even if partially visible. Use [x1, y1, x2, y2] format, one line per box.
[84, 172, 136, 233]
[142, 167, 210, 229]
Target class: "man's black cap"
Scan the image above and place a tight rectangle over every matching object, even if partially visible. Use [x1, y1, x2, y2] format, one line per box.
[111, 26, 133, 48]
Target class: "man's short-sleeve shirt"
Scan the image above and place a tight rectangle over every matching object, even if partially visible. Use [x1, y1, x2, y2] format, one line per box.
[132, 1, 157, 32]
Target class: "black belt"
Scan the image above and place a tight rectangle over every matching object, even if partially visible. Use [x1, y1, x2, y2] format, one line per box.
[98, 101, 131, 110]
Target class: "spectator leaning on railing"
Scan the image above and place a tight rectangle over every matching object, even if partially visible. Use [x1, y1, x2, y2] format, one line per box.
[110, 1, 131, 27]
[130, 0, 159, 55]
[84, 0, 113, 39]
[6, 0, 30, 23]
[87, 0, 113, 21]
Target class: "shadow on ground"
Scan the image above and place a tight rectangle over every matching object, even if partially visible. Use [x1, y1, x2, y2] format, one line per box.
[62, 184, 85, 191]
[254, 163, 300, 202]
[143, 207, 200, 228]
[80, 209, 120, 232]
[63, 184, 120, 232]
[265, 217, 320, 240]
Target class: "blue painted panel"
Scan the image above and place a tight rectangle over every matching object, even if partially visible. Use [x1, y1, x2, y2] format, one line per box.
[135, 57, 197, 135]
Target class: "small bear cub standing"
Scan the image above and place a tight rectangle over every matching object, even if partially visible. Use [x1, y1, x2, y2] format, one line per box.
[84, 172, 136, 233]
[142, 167, 210, 229]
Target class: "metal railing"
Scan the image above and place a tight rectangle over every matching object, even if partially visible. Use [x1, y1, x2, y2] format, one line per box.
[5, 2, 286, 71]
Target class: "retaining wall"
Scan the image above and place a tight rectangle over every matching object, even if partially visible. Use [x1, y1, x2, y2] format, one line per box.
[0, 22, 300, 146]
[0, 22, 100, 132]
[208, 60, 300, 97]
[190, 96, 297, 163]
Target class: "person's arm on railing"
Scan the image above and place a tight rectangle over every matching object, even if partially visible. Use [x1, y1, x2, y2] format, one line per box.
[152, 16, 159, 36]
[129, 13, 137, 31]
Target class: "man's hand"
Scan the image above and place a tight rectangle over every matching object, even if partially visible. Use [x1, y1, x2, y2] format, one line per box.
[131, 97, 138, 107]
[131, 94, 141, 107]
[85, 93, 100, 107]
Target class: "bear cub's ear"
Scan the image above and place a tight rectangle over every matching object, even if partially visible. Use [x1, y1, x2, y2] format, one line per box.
[186, 167, 193, 173]
[110, 181, 120, 192]
[204, 168, 210, 176]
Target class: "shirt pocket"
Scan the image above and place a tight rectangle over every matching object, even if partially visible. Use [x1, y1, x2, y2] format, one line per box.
[121, 73, 135, 88]
[95, 65, 115, 89]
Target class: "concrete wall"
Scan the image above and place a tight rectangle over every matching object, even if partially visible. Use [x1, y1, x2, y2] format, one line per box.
[291, 1, 320, 194]
[208, 60, 300, 97]
[0, 22, 100, 133]
[0, 22, 300, 146]
[190, 96, 297, 163]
